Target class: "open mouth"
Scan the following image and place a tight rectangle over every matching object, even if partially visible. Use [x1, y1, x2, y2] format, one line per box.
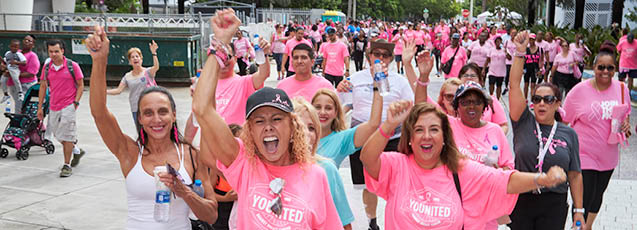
[319, 116, 329, 123]
[467, 111, 478, 119]
[420, 144, 433, 152]
[150, 125, 166, 133]
[536, 108, 547, 116]
[263, 136, 279, 154]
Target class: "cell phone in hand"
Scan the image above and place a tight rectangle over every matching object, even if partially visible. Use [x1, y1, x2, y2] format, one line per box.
[166, 162, 184, 182]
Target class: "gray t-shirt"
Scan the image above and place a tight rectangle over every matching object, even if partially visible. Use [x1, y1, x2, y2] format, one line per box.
[512, 107, 581, 194]
[3, 51, 26, 71]
[121, 68, 154, 112]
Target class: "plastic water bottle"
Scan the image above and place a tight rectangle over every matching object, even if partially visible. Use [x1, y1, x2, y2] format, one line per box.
[574, 220, 582, 230]
[484, 145, 499, 167]
[253, 34, 266, 65]
[193, 179, 204, 198]
[339, 77, 353, 106]
[153, 166, 171, 223]
[373, 60, 390, 97]
[5, 101, 10, 113]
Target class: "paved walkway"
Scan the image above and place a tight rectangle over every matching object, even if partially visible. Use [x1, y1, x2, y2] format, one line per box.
[0, 62, 635, 229]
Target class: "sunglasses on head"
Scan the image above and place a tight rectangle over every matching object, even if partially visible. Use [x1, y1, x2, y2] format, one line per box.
[596, 65, 615, 72]
[531, 95, 557, 104]
[371, 51, 392, 59]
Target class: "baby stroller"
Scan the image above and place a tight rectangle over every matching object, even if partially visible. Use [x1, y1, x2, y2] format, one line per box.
[313, 55, 324, 73]
[0, 83, 54, 160]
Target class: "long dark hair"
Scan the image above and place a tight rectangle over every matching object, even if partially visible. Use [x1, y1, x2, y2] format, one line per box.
[136, 86, 188, 151]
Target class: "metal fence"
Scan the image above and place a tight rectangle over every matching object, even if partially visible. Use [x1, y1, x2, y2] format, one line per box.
[256, 8, 313, 24]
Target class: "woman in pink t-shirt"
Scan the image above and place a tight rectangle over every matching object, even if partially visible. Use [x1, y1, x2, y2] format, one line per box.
[271, 24, 288, 80]
[360, 101, 566, 230]
[508, 31, 585, 230]
[457, 64, 510, 134]
[193, 11, 343, 229]
[616, 32, 637, 84]
[563, 44, 632, 230]
[484, 37, 507, 99]
[467, 30, 490, 86]
[550, 38, 578, 95]
[569, 34, 591, 75]
[392, 27, 406, 74]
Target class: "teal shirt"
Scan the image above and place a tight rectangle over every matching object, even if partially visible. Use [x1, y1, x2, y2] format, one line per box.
[317, 159, 355, 226]
[318, 127, 360, 168]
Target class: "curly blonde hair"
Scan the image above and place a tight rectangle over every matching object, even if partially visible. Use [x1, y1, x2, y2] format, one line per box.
[311, 89, 347, 132]
[239, 111, 315, 166]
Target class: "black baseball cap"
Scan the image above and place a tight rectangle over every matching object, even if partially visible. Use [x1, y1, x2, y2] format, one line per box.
[245, 87, 294, 119]
[327, 27, 336, 34]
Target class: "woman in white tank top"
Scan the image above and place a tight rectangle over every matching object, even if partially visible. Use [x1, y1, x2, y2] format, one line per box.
[86, 26, 218, 229]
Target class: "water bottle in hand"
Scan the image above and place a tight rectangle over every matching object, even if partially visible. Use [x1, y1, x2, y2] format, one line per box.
[193, 179, 204, 197]
[373, 60, 390, 97]
[253, 34, 266, 65]
[5, 101, 10, 113]
[154, 166, 171, 223]
[339, 77, 353, 105]
[574, 220, 581, 230]
[484, 145, 499, 168]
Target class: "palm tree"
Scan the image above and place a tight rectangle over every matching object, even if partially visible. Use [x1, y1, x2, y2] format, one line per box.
[611, 0, 625, 25]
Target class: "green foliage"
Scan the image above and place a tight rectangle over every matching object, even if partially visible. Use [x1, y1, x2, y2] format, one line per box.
[75, 1, 99, 13]
[628, 6, 637, 24]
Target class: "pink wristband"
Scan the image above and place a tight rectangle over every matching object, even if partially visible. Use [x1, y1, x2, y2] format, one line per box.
[417, 79, 429, 87]
[379, 126, 394, 139]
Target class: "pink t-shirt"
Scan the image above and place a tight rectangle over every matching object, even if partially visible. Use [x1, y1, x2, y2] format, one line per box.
[414, 31, 425, 45]
[284, 38, 313, 72]
[424, 33, 433, 48]
[468, 41, 491, 67]
[272, 33, 286, 54]
[569, 43, 588, 63]
[41, 57, 84, 111]
[404, 30, 415, 41]
[546, 40, 560, 62]
[563, 79, 631, 171]
[441, 46, 468, 78]
[217, 139, 343, 229]
[216, 75, 261, 125]
[233, 37, 254, 60]
[487, 48, 507, 77]
[482, 95, 508, 125]
[616, 40, 637, 69]
[392, 34, 405, 55]
[504, 39, 516, 65]
[277, 75, 336, 102]
[310, 30, 322, 44]
[12, 50, 40, 85]
[553, 52, 576, 74]
[448, 117, 514, 169]
[319, 41, 350, 76]
[364, 153, 518, 230]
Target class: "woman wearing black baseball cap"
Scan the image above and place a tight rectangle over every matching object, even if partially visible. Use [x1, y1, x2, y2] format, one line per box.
[192, 9, 342, 229]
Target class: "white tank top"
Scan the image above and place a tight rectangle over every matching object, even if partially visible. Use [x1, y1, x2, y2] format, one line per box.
[125, 143, 193, 230]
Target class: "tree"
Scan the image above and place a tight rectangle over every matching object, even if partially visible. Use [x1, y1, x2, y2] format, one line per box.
[574, 0, 584, 29]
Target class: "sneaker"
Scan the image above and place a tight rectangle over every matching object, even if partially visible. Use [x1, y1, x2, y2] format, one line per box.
[0, 95, 10, 104]
[502, 88, 509, 95]
[60, 165, 72, 177]
[70, 149, 85, 167]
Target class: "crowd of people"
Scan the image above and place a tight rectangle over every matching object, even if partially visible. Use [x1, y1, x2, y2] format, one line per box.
[1, 6, 636, 230]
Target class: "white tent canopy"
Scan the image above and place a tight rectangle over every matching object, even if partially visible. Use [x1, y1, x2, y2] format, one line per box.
[477, 8, 522, 24]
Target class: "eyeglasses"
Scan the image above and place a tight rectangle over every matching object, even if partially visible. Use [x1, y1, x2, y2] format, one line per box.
[596, 65, 615, 72]
[462, 73, 479, 79]
[443, 93, 455, 101]
[531, 95, 557, 104]
[458, 99, 484, 107]
[268, 178, 285, 216]
[371, 51, 392, 59]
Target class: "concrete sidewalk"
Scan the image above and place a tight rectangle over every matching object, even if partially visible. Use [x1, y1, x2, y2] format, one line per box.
[1, 63, 636, 229]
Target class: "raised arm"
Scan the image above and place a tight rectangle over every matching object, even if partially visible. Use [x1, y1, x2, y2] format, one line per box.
[352, 75, 382, 147]
[414, 48, 434, 104]
[86, 25, 136, 162]
[148, 40, 160, 76]
[508, 31, 529, 122]
[402, 39, 419, 92]
[192, 9, 241, 169]
[361, 100, 412, 180]
[252, 38, 271, 89]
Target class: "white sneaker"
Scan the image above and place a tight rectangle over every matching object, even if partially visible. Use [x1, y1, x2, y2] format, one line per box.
[17, 93, 24, 100]
[0, 95, 10, 104]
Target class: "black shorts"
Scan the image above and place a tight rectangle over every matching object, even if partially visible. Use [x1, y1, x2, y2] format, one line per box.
[619, 69, 637, 81]
[395, 55, 402, 62]
[488, 75, 504, 87]
[508, 192, 569, 230]
[323, 73, 343, 87]
[524, 68, 538, 83]
[349, 138, 400, 185]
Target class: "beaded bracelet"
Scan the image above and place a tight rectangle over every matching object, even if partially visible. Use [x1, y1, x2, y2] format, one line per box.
[379, 126, 394, 139]
[207, 38, 232, 68]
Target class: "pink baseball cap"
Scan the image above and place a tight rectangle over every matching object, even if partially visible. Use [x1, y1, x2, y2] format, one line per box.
[529, 33, 537, 39]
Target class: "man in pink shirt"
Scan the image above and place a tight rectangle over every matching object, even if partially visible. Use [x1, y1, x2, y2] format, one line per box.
[36, 39, 85, 177]
[281, 27, 313, 78]
[441, 33, 468, 78]
[7, 35, 40, 113]
[277, 43, 335, 102]
[319, 28, 350, 87]
[617, 32, 637, 89]
[467, 30, 491, 86]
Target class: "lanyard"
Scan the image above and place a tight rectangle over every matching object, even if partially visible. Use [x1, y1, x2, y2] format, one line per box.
[535, 121, 558, 173]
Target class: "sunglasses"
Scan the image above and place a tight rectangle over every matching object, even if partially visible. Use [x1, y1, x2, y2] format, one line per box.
[596, 65, 615, 72]
[531, 95, 557, 104]
[268, 178, 285, 216]
[371, 51, 392, 59]
[462, 73, 479, 79]
[443, 93, 455, 101]
[458, 99, 484, 107]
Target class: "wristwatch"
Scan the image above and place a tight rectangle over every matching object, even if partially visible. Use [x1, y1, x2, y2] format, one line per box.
[573, 208, 585, 213]
[73, 101, 80, 106]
